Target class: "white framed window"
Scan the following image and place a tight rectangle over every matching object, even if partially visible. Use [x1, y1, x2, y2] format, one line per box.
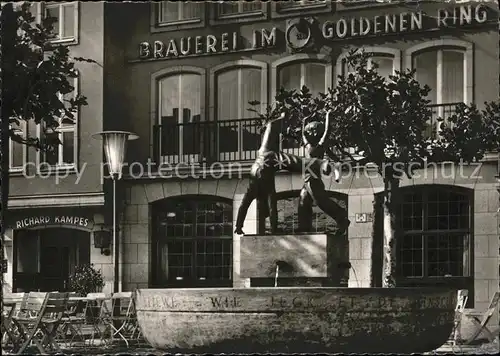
[211, 61, 268, 161]
[278, 61, 331, 96]
[40, 2, 79, 44]
[412, 49, 467, 105]
[156, 1, 203, 25]
[216, 1, 264, 18]
[278, 0, 328, 11]
[406, 40, 473, 139]
[37, 75, 79, 168]
[272, 55, 332, 156]
[157, 71, 204, 163]
[273, 0, 331, 16]
[9, 121, 27, 173]
[336, 47, 401, 84]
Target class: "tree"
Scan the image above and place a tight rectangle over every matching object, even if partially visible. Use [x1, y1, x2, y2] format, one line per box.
[0, 2, 95, 289]
[250, 49, 500, 287]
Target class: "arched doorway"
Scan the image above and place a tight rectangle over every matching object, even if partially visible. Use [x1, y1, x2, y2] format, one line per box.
[151, 195, 233, 288]
[13, 228, 91, 292]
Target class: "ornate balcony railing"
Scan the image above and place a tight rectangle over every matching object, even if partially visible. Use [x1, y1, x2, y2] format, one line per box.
[426, 102, 462, 140]
[153, 103, 462, 166]
[152, 118, 304, 166]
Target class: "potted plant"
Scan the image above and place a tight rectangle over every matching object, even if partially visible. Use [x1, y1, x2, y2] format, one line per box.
[68, 264, 105, 318]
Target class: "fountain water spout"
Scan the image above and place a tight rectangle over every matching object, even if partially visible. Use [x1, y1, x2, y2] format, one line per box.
[274, 263, 279, 287]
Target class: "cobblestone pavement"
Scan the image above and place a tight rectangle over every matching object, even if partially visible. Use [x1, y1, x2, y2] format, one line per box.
[4, 338, 498, 355]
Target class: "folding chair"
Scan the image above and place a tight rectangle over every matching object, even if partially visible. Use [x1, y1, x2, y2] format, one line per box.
[107, 292, 140, 347]
[14, 292, 69, 354]
[85, 292, 113, 346]
[464, 291, 500, 344]
[2, 293, 27, 350]
[57, 292, 86, 346]
[449, 289, 469, 346]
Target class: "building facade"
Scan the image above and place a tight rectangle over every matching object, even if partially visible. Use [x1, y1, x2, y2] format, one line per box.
[4, 2, 108, 293]
[5, 0, 499, 325]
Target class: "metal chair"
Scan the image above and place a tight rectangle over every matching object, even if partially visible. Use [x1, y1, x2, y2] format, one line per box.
[464, 291, 500, 344]
[13, 292, 69, 354]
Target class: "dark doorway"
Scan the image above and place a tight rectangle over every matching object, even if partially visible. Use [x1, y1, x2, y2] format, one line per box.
[13, 228, 90, 292]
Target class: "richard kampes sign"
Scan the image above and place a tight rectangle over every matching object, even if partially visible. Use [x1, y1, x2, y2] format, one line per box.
[15, 215, 94, 229]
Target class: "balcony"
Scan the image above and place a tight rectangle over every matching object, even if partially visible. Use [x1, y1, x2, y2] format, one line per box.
[426, 102, 462, 140]
[152, 118, 304, 166]
[152, 103, 461, 166]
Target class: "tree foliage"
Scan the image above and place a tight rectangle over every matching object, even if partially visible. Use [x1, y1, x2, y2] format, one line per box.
[249, 49, 500, 287]
[251, 49, 499, 172]
[1, 2, 96, 150]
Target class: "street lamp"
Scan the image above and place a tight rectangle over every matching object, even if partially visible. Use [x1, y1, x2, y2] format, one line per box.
[92, 131, 138, 292]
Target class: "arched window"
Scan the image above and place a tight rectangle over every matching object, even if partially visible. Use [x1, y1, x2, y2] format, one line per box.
[154, 68, 204, 164]
[212, 61, 267, 161]
[278, 60, 331, 96]
[336, 47, 401, 83]
[405, 40, 473, 139]
[269, 190, 348, 234]
[396, 185, 473, 304]
[272, 55, 332, 156]
[152, 196, 233, 288]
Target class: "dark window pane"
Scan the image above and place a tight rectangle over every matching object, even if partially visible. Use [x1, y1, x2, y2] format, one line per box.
[62, 131, 74, 164]
[45, 6, 60, 39]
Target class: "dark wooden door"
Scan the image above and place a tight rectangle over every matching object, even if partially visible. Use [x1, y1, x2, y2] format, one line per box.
[40, 245, 70, 292]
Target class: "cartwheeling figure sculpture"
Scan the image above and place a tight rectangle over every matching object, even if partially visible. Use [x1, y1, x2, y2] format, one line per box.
[298, 110, 350, 234]
[235, 111, 350, 236]
[234, 113, 285, 235]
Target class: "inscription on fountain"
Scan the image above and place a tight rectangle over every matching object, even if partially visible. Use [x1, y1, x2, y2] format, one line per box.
[209, 296, 242, 308]
[137, 292, 453, 313]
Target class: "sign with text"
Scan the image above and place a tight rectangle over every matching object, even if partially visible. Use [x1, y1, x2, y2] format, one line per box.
[136, 3, 492, 60]
[139, 28, 277, 60]
[14, 215, 94, 230]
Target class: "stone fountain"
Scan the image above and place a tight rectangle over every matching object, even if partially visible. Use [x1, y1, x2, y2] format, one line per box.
[135, 232, 456, 354]
[134, 117, 456, 353]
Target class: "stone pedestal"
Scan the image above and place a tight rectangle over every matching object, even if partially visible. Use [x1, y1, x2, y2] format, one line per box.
[240, 233, 349, 287]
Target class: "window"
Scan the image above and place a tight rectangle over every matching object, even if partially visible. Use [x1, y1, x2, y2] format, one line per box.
[275, 58, 331, 155]
[38, 76, 79, 168]
[42, 2, 78, 43]
[9, 121, 27, 172]
[337, 48, 400, 83]
[156, 1, 203, 24]
[398, 186, 472, 279]
[409, 42, 471, 139]
[277, 0, 328, 12]
[341, 54, 396, 80]
[269, 191, 348, 234]
[413, 49, 466, 105]
[213, 62, 266, 161]
[152, 197, 233, 288]
[157, 72, 202, 162]
[279, 61, 330, 96]
[216, 1, 263, 17]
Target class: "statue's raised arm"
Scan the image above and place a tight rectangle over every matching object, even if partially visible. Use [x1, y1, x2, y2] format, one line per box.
[318, 110, 331, 147]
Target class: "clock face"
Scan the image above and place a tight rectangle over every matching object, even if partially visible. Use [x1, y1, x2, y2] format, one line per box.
[286, 22, 311, 50]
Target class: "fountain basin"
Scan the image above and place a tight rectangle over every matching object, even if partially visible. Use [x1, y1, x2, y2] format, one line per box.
[135, 287, 456, 354]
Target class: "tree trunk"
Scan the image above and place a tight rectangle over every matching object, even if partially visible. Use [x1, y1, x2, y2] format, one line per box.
[382, 169, 400, 288]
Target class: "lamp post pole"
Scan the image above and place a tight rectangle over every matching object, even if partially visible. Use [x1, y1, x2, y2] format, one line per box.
[92, 131, 138, 293]
[112, 177, 118, 292]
